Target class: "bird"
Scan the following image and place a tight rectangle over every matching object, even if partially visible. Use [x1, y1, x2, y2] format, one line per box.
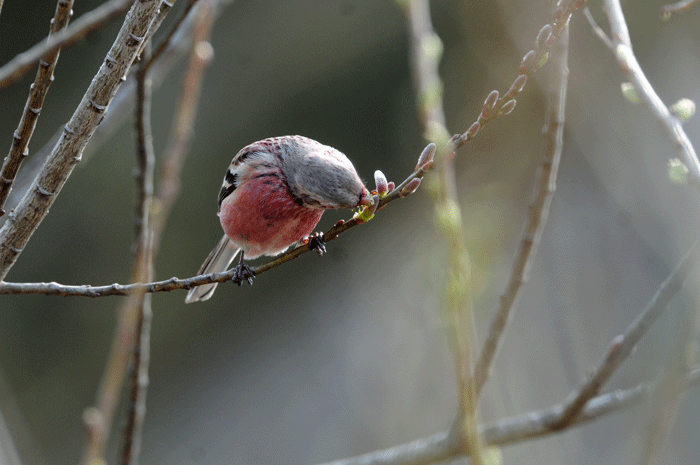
[185, 135, 372, 303]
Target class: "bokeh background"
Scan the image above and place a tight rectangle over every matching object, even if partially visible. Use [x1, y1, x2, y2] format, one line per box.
[1, 0, 699, 464]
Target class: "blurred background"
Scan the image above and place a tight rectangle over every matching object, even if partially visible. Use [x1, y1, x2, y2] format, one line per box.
[0, 0, 699, 464]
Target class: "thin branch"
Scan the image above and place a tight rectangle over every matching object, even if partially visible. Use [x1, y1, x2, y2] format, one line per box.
[119, 46, 156, 465]
[401, 0, 484, 460]
[0, 0, 74, 216]
[0, 0, 134, 89]
[0, 0, 228, 222]
[471, 21, 570, 400]
[144, 0, 199, 73]
[591, 0, 700, 185]
[0, 0, 164, 281]
[453, 0, 584, 150]
[660, 0, 699, 19]
[0, 162, 430, 297]
[317, 366, 700, 465]
[552, 240, 700, 428]
[149, 0, 215, 254]
[583, 7, 614, 49]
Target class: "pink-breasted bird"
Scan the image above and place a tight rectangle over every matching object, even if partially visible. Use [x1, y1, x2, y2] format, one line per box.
[185, 135, 372, 303]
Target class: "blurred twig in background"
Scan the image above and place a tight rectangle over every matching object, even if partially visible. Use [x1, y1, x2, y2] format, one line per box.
[0, 0, 699, 464]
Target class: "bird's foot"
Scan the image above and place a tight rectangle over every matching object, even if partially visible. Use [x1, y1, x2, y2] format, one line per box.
[306, 232, 327, 257]
[232, 262, 256, 286]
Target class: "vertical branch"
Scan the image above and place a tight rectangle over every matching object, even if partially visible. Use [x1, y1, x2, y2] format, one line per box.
[81, 3, 215, 462]
[120, 46, 156, 465]
[470, 22, 570, 399]
[0, 0, 75, 215]
[149, 0, 215, 250]
[400, 0, 485, 461]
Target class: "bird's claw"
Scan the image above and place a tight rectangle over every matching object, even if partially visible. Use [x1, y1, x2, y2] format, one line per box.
[232, 262, 256, 286]
[307, 233, 327, 257]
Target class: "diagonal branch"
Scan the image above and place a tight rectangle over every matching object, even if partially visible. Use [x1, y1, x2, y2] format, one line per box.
[660, 0, 699, 19]
[0, 0, 164, 280]
[0, 0, 75, 216]
[471, 20, 570, 400]
[552, 240, 700, 428]
[590, 0, 700, 185]
[317, 366, 700, 465]
[0, 0, 135, 89]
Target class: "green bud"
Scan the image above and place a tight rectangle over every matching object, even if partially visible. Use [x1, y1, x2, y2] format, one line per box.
[670, 98, 696, 122]
[621, 82, 641, 104]
[668, 158, 689, 184]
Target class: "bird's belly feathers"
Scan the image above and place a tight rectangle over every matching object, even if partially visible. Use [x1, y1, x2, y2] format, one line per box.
[218, 172, 324, 259]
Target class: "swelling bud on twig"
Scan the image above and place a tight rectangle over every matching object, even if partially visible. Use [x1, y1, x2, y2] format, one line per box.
[519, 50, 537, 74]
[535, 24, 552, 52]
[668, 158, 689, 184]
[499, 99, 517, 116]
[374, 170, 389, 196]
[415, 143, 437, 172]
[620, 82, 641, 104]
[507, 74, 527, 98]
[464, 122, 480, 140]
[670, 98, 696, 122]
[615, 44, 634, 72]
[400, 178, 422, 197]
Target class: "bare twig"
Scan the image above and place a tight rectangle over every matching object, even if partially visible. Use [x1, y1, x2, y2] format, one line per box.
[0, 161, 430, 297]
[589, 0, 700, 185]
[149, 0, 215, 254]
[552, 240, 700, 428]
[638, 268, 700, 465]
[660, 0, 699, 19]
[144, 0, 199, 72]
[471, 22, 570, 400]
[0, 0, 163, 280]
[402, 0, 485, 460]
[0, 0, 74, 216]
[0, 0, 229, 222]
[119, 47, 156, 465]
[0, 0, 134, 89]
[317, 366, 700, 465]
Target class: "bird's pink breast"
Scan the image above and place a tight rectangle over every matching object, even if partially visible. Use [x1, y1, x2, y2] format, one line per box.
[219, 172, 324, 259]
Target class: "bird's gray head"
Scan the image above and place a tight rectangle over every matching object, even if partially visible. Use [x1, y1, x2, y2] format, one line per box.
[280, 136, 370, 210]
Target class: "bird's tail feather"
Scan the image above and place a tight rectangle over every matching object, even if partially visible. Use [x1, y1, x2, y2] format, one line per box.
[185, 235, 240, 303]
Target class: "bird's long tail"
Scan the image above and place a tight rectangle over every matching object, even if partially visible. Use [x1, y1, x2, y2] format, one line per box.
[185, 235, 240, 303]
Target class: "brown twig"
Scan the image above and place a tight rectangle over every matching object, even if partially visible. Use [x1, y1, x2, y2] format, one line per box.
[0, 161, 430, 297]
[149, 0, 215, 255]
[471, 19, 571, 400]
[0, 0, 163, 280]
[119, 46, 156, 465]
[0, 0, 229, 223]
[144, 0, 199, 73]
[0, 0, 134, 89]
[318, 366, 700, 465]
[0, 0, 74, 216]
[552, 240, 700, 428]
